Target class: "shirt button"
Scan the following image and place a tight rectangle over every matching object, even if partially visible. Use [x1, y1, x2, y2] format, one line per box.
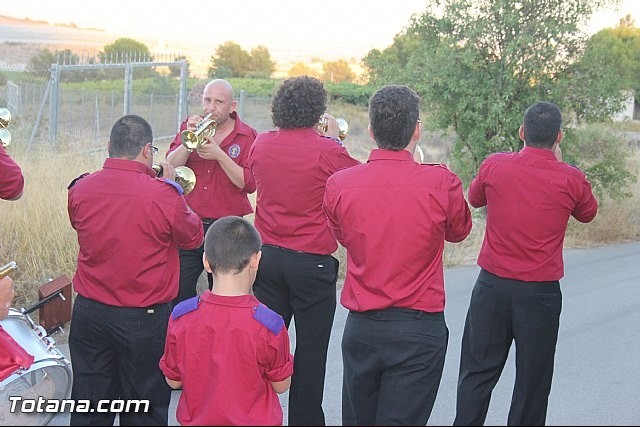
[203, 187, 208, 190]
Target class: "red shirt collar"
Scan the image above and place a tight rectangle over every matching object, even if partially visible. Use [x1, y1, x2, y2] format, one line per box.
[520, 145, 557, 160]
[367, 148, 415, 162]
[103, 157, 155, 177]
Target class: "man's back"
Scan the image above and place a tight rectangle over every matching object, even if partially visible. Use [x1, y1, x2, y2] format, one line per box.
[469, 146, 598, 281]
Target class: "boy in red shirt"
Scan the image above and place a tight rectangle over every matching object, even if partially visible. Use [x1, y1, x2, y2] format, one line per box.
[160, 216, 293, 426]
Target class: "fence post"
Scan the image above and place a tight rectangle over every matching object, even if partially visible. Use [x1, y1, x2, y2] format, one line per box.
[124, 63, 133, 115]
[238, 90, 245, 119]
[178, 60, 187, 128]
[48, 63, 60, 145]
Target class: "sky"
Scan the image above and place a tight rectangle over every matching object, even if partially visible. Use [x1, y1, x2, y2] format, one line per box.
[0, 0, 637, 72]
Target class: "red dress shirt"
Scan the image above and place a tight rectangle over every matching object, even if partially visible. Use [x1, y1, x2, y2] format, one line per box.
[160, 292, 294, 426]
[249, 127, 360, 254]
[469, 146, 598, 281]
[68, 158, 203, 307]
[323, 149, 472, 313]
[167, 111, 257, 219]
[0, 146, 23, 200]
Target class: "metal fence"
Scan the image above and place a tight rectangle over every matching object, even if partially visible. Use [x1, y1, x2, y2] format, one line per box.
[0, 57, 276, 154]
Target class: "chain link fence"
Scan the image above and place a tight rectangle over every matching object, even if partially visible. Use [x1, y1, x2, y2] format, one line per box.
[0, 57, 278, 155]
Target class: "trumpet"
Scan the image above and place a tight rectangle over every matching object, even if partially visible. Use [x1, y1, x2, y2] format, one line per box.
[318, 116, 349, 141]
[180, 113, 217, 151]
[0, 108, 11, 148]
[152, 164, 197, 196]
[0, 261, 17, 279]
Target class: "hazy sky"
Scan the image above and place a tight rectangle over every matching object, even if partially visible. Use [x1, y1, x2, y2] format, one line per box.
[0, 0, 637, 61]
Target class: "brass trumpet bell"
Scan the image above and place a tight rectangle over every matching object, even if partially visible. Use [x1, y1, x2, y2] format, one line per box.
[0, 108, 11, 148]
[180, 113, 217, 151]
[318, 116, 349, 141]
[152, 164, 197, 196]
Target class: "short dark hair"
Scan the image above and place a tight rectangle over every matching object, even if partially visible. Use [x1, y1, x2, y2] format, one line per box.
[271, 76, 327, 129]
[523, 102, 562, 148]
[369, 85, 420, 150]
[108, 115, 153, 159]
[204, 216, 262, 275]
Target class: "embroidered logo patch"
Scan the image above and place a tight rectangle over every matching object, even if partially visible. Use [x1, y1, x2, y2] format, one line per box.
[228, 144, 241, 158]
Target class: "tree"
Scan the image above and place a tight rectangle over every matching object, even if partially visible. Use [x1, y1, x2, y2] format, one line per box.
[100, 38, 156, 78]
[580, 15, 640, 106]
[208, 41, 251, 78]
[27, 48, 83, 81]
[248, 46, 276, 78]
[322, 60, 355, 83]
[170, 55, 190, 78]
[101, 38, 153, 62]
[364, 0, 633, 198]
[288, 62, 320, 78]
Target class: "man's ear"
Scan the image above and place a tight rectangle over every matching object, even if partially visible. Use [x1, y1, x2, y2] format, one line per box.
[555, 129, 563, 145]
[203, 253, 212, 273]
[519, 125, 525, 142]
[250, 251, 262, 271]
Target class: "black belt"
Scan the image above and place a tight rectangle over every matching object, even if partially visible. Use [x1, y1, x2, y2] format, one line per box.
[201, 218, 216, 226]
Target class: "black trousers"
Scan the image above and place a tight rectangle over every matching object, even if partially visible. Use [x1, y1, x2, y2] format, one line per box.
[173, 220, 214, 307]
[455, 269, 562, 426]
[342, 308, 448, 426]
[69, 295, 171, 426]
[252, 244, 339, 426]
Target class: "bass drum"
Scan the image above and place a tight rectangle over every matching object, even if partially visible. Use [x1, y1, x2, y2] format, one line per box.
[0, 309, 72, 426]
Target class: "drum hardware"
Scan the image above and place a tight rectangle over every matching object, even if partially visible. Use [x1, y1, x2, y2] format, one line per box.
[180, 113, 217, 151]
[152, 164, 197, 196]
[318, 116, 349, 141]
[0, 108, 11, 148]
[0, 263, 72, 425]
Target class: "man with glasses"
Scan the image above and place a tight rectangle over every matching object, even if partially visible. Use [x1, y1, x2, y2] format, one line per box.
[67, 115, 203, 425]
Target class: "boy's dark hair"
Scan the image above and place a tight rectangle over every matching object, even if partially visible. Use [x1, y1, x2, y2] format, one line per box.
[368, 85, 421, 151]
[523, 102, 562, 148]
[108, 114, 153, 159]
[271, 76, 327, 129]
[204, 216, 262, 275]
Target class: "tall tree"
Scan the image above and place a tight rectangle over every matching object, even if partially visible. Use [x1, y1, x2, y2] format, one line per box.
[101, 38, 153, 62]
[364, 0, 631, 196]
[208, 41, 251, 78]
[288, 62, 320, 78]
[248, 46, 276, 78]
[322, 60, 356, 83]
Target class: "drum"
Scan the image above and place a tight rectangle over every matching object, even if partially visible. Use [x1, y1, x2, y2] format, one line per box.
[0, 309, 72, 426]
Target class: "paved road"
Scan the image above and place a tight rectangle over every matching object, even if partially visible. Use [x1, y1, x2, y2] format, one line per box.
[46, 241, 640, 425]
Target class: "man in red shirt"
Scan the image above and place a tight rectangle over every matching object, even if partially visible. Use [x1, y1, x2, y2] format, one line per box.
[454, 102, 598, 426]
[249, 76, 360, 426]
[0, 144, 24, 201]
[67, 115, 203, 426]
[160, 216, 294, 426]
[323, 85, 472, 425]
[166, 79, 257, 306]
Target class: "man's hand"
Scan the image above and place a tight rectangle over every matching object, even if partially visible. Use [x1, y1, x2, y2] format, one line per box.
[553, 143, 563, 162]
[195, 135, 224, 161]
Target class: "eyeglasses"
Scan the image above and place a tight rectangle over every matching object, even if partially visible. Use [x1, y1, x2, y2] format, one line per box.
[140, 143, 158, 154]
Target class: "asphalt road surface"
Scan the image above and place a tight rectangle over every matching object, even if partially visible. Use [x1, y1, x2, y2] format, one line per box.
[45, 240, 640, 426]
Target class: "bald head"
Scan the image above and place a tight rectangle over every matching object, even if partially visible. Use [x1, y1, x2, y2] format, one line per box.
[205, 79, 234, 99]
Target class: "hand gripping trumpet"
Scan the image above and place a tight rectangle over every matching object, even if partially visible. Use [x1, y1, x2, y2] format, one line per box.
[152, 164, 197, 196]
[0, 108, 12, 148]
[318, 116, 349, 141]
[180, 113, 217, 151]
